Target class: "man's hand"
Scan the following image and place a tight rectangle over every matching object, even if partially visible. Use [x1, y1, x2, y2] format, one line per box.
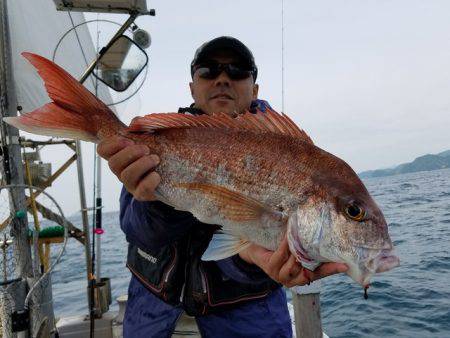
[97, 136, 161, 201]
[239, 237, 348, 288]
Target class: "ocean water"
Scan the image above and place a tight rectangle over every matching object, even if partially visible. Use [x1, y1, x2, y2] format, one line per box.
[51, 168, 450, 337]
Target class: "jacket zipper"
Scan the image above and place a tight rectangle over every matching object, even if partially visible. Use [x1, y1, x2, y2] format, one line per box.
[180, 233, 193, 302]
[164, 246, 177, 283]
[199, 264, 207, 294]
[198, 264, 208, 315]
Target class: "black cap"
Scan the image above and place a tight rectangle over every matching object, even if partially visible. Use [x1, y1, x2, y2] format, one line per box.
[191, 36, 258, 81]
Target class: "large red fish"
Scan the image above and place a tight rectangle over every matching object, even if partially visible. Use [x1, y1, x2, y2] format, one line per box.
[4, 53, 399, 288]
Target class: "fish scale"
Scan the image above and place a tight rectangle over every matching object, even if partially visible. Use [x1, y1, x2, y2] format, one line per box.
[151, 129, 303, 202]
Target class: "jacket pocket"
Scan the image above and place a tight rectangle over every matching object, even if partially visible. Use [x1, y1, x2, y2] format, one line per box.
[126, 244, 179, 302]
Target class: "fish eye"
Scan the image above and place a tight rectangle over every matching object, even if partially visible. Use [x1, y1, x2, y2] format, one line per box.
[344, 203, 365, 221]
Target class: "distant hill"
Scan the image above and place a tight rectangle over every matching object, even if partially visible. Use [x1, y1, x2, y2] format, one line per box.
[437, 149, 450, 157]
[359, 150, 450, 178]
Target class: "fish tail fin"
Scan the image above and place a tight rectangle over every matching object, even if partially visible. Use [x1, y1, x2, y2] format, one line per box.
[3, 52, 124, 142]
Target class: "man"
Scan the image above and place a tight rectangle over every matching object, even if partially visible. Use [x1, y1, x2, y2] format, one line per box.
[98, 36, 347, 337]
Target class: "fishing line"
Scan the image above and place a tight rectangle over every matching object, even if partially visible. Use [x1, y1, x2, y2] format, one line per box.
[88, 15, 101, 338]
[51, 19, 131, 62]
[89, 148, 97, 338]
[90, 16, 101, 285]
[66, 11, 96, 90]
[65, 9, 98, 336]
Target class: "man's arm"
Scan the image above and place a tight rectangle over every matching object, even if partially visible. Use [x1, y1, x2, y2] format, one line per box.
[119, 189, 194, 251]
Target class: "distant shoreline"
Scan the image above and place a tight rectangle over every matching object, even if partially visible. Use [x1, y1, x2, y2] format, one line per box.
[359, 149, 450, 178]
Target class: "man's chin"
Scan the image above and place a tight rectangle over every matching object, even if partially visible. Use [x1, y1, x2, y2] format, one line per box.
[207, 102, 237, 116]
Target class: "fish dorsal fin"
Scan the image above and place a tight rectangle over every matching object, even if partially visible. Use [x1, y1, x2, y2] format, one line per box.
[127, 108, 313, 144]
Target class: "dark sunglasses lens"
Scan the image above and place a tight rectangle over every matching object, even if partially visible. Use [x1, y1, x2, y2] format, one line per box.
[195, 64, 253, 80]
[196, 66, 220, 79]
[226, 65, 252, 80]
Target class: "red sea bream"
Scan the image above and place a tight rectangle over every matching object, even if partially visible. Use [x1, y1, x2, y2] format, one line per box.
[4, 53, 400, 289]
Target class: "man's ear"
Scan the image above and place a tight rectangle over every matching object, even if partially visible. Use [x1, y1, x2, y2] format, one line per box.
[189, 82, 194, 99]
[252, 83, 259, 100]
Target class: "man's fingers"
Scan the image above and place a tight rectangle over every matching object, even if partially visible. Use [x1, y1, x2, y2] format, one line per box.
[270, 237, 290, 264]
[265, 237, 290, 276]
[108, 145, 151, 176]
[134, 171, 161, 201]
[309, 262, 348, 281]
[278, 254, 302, 284]
[279, 255, 300, 278]
[97, 136, 134, 160]
[120, 155, 160, 191]
[243, 244, 273, 268]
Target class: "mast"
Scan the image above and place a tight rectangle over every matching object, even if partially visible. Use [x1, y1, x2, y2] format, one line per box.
[1, 0, 35, 336]
[0, 1, 152, 335]
[0, 0, 32, 279]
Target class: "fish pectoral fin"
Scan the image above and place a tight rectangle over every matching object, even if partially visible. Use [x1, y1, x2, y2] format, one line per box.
[202, 233, 251, 261]
[176, 182, 285, 224]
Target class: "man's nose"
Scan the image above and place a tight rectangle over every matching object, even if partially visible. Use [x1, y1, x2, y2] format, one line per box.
[213, 70, 231, 87]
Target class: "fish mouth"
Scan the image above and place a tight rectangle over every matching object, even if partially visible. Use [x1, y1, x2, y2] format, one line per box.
[347, 248, 400, 286]
[371, 250, 400, 273]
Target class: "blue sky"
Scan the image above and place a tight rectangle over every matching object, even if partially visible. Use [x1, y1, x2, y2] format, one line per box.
[29, 0, 450, 213]
[98, 0, 450, 171]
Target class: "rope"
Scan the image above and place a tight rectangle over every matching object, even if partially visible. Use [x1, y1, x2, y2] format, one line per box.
[0, 185, 71, 310]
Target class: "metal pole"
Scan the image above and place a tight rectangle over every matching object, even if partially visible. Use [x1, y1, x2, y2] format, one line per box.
[75, 11, 138, 312]
[291, 282, 323, 338]
[75, 141, 92, 282]
[78, 12, 138, 84]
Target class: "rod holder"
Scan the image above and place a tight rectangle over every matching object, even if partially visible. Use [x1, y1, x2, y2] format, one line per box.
[87, 277, 111, 318]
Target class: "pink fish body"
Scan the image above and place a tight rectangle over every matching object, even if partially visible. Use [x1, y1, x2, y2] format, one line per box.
[4, 53, 399, 287]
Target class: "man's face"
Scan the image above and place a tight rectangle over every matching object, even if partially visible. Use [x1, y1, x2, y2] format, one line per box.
[189, 53, 259, 116]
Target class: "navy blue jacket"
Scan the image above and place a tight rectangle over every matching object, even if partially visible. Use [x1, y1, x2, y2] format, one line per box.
[119, 100, 292, 337]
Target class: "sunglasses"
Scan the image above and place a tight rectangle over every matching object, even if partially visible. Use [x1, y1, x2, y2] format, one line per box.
[194, 63, 256, 81]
